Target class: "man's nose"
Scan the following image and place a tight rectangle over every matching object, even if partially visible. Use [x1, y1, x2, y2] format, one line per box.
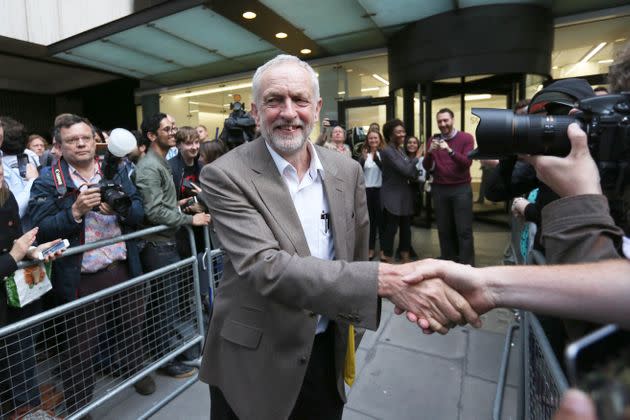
[280, 98, 298, 118]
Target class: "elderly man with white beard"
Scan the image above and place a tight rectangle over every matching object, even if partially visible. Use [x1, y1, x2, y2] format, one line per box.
[196, 54, 480, 420]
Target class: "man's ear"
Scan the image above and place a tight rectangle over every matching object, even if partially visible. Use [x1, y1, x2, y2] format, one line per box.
[251, 102, 259, 126]
[314, 97, 323, 123]
[147, 131, 157, 143]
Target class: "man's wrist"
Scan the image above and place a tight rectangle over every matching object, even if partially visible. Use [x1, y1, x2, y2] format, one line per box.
[377, 263, 401, 298]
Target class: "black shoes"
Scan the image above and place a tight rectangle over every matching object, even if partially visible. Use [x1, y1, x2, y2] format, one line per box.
[133, 375, 156, 395]
[158, 361, 196, 379]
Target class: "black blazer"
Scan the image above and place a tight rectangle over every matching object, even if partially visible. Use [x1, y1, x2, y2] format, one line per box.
[380, 144, 419, 216]
[0, 192, 21, 279]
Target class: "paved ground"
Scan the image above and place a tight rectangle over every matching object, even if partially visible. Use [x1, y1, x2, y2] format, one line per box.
[95, 218, 520, 420]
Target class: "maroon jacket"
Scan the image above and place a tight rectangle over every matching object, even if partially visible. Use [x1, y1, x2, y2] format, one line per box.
[423, 131, 474, 185]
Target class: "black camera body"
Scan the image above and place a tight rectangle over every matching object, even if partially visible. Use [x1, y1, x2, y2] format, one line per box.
[95, 150, 131, 216]
[98, 181, 131, 216]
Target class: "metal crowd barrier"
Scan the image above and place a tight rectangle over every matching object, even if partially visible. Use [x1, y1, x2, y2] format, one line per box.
[492, 213, 568, 420]
[0, 224, 225, 419]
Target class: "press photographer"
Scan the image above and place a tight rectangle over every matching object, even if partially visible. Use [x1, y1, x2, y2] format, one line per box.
[28, 114, 154, 406]
[218, 93, 256, 150]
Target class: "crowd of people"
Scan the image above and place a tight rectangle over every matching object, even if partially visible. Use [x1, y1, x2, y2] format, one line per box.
[1, 39, 629, 419]
[0, 110, 228, 418]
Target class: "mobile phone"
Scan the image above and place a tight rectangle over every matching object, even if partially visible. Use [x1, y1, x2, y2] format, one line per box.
[181, 196, 198, 210]
[36, 239, 70, 260]
[17, 153, 29, 178]
[565, 324, 630, 419]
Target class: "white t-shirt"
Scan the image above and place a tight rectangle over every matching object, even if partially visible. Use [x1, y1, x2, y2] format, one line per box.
[363, 151, 382, 188]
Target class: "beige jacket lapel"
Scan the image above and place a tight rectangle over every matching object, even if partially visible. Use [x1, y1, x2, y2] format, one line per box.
[320, 151, 348, 261]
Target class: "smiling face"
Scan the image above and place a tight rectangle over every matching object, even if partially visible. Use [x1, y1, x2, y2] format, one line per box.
[391, 124, 406, 146]
[406, 137, 419, 155]
[178, 132, 200, 164]
[367, 131, 381, 151]
[437, 111, 454, 135]
[252, 62, 322, 156]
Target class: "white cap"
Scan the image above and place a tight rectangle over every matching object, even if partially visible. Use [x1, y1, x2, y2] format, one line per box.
[107, 128, 137, 157]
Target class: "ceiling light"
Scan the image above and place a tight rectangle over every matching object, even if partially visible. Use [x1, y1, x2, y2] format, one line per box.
[358, 73, 364, 76]
[372, 74, 389, 86]
[361, 87, 380, 92]
[346, 69, 353, 73]
[242, 11, 257, 19]
[464, 94, 492, 101]
[190, 110, 199, 113]
[616, 38, 627, 42]
[300, 48, 311, 54]
[275, 32, 288, 39]
[551, 65, 558, 69]
[579, 42, 607, 64]
[598, 59, 614, 64]
[174, 82, 253, 99]
[337, 91, 346, 95]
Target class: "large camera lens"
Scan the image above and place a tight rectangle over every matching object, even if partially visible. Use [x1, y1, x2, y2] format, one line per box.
[472, 108, 576, 158]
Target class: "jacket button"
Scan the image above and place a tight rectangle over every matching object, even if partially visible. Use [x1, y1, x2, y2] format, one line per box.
[299, 356, 308, 365]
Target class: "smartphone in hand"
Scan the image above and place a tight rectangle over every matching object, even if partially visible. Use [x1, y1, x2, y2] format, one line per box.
[36, 239, 70, 260]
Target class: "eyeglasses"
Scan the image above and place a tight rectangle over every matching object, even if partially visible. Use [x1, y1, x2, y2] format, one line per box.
[161, 126, 178, 134]
[63, 135, 94, 145]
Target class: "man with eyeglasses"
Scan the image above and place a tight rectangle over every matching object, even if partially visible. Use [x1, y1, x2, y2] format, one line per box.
[135, 113, 210, 379]
[29, 114, 155, 415]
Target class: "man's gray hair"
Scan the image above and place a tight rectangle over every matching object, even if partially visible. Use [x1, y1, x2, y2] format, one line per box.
[252, 54, 319, 108]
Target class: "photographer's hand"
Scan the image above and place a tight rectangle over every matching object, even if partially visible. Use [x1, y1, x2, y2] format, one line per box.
[521, 123, 601, 197]
[71, 187, 101, 220]
[99, 202, 115, 216]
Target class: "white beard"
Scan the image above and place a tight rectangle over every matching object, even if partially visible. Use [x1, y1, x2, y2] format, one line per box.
[261, 118, 313, 155]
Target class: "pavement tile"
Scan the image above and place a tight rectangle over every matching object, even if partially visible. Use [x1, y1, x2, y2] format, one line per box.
[378, 313, 468, 359]
[342, 407, 380, 420]
[466, 328, 520, 387]
[461, 376, 517, 420]
[346, 345, 462, 419]
[358, 311, 393, 350]
[151, 380, 210, 419]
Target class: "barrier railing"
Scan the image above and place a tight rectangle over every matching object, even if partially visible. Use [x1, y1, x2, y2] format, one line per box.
[492, 213, 569, 420]
[0, 224, 221, 419]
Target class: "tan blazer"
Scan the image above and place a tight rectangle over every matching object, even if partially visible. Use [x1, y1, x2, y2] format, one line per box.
[197, 138, 380, 420]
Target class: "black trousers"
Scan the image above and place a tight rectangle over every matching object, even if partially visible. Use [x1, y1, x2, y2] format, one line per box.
[432, 183, 475, 265]
[365, 187, 384, 251]
[210, 325, 344, 420]
[381, 209, 412, 258]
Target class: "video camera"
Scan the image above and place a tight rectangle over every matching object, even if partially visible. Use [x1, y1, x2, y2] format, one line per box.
[219, 100, 257, 150]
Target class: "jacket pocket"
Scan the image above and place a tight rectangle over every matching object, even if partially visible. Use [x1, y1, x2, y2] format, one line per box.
[220, 320, 263, 349]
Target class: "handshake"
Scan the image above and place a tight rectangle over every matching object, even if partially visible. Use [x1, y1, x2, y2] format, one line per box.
[380, 259, 490, 334]
[383, 256, 630, 334]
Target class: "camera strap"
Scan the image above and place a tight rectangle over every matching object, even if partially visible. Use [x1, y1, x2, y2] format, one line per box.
[52, 158, 102, 198]
[52, 160, 68, 197]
